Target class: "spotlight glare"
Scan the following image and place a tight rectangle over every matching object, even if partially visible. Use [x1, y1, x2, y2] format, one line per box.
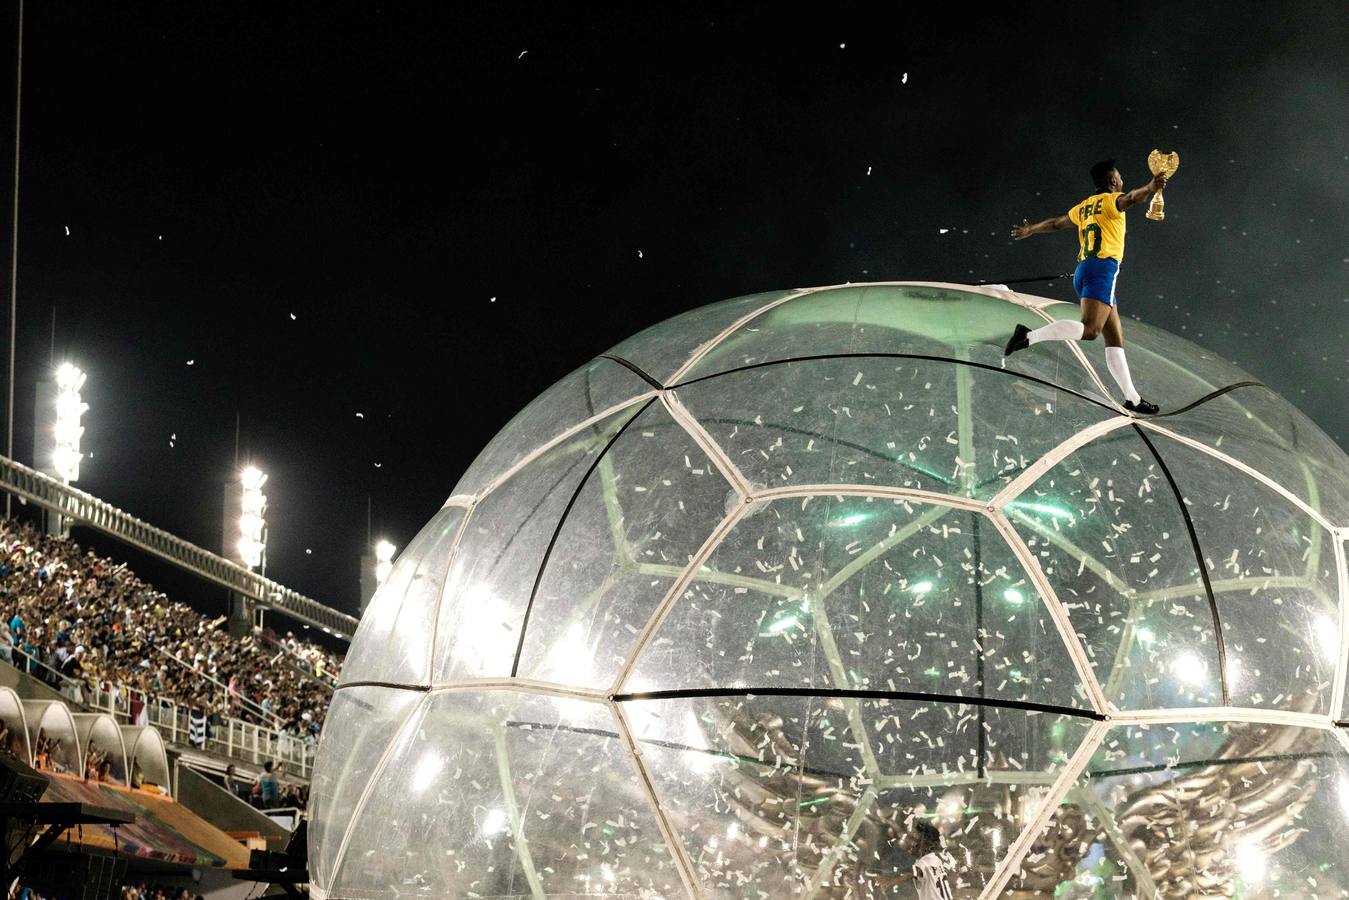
[51, 363, 89, 483]
[238, 465, 268, 569]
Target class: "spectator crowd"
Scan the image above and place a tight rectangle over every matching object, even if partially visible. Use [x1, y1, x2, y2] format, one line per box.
[12, 880, 205, 900]
[0, 519, 342, 739]
[119, 883, 204, 900]
[13, 881, 204, 900]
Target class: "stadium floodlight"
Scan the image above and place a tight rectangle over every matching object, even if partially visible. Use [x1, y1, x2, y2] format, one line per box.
[51, 363, 88, 484]
[374, 539, 396, 585]
[238, 465, 268, 570]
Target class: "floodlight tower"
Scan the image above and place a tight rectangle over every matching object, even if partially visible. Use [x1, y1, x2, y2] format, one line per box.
[359, 538, 396, 614]
[223, 464, 267, 637]
[33, 362, 88, 536]
[238, 465, 268, 574]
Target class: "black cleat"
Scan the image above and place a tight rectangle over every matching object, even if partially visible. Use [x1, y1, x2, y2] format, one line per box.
[1124, 398, 1160, 416]
[1003, 324, 1031, 356]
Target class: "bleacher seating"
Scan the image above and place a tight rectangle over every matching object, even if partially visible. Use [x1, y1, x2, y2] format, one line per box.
[0, 518, 341, 739]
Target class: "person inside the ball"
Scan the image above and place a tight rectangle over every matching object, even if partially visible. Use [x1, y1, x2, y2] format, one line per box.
[1003, 158, 1169, 416]
[912, 818, 957, 899]
[884, 817, 957, 898]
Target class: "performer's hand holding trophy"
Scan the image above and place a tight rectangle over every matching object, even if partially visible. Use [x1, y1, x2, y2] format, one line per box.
[1146, 149, 1179, 221]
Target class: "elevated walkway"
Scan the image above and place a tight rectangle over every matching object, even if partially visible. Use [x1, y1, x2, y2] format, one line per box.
[0, 454, 357, 635]
[175, 765, 291, 847]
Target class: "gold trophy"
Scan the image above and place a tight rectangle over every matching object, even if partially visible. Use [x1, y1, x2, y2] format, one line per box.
[1146, 149, 1179, 221]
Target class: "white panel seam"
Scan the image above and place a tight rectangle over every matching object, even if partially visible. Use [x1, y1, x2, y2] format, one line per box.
[986, 508, 1108, 713]
[989, 416, 1134, 509]
[791, 280, 1060, 309]
[609, 700, 704, 899]
[325, 693, 429, 891]
[661, 390, 753, 498]
[979, 720, 1108, 899]
[667, 288, 815, 385]
[425, 505, 475, 686]
[1334, 536, 1349, 721]
[1108, 707, 1334, 728]
[478, 391, 658, 501]
[422, 679, 608, 701]
[612, 503, 752, 692]
[750, 483, 987, 510]
[1138, 421, 1337, 533]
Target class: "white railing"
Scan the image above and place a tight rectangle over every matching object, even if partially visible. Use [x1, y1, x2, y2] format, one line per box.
[6, 653, 316, 777]
[11, 649, 88, 707]
[8, 652, 314, 776]
[85, 682, 315, 778]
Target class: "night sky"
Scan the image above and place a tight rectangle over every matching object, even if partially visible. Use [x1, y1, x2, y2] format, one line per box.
[0, 2, 1345, 620]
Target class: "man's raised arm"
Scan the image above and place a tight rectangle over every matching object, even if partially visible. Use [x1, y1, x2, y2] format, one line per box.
[1011, 214, 1072, 240]
[1115, 171, 1169, 212]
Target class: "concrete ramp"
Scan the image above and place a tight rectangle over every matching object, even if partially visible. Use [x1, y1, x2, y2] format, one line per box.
[176, 764, 291, 847]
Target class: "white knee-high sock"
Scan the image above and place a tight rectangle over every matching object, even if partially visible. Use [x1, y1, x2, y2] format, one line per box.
[1105, 346, 1141, 404]
[1027, 320, 1085, 344]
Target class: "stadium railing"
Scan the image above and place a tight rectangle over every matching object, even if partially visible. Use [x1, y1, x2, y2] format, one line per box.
[12, 648, 88, 704]
[85, 682, 315, 778]
[6, 654, 314, 777]
[0, 454, 358, 635]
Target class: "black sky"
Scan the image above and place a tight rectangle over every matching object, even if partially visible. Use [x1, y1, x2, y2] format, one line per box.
[0, 2, 1345, 618]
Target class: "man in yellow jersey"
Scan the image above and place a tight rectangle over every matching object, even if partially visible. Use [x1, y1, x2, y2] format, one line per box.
[1002, 159, 1169, 414]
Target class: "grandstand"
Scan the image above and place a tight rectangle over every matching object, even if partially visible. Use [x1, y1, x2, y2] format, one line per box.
[1, 518, 341, 740]
[0, 454, 358, 896]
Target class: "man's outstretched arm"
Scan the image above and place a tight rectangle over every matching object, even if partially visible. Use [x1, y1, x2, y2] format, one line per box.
[1115, 171, 1169, 212]
[1011, 214, 1072, 240]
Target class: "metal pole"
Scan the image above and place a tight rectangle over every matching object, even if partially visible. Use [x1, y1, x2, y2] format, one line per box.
[6, 0, 24, 518]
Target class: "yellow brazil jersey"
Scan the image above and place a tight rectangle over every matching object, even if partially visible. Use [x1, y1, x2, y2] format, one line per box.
[1067, 192, 1126, 262]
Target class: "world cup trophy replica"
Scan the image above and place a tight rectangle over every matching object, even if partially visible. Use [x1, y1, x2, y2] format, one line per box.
[1146, 149, 1179, 221]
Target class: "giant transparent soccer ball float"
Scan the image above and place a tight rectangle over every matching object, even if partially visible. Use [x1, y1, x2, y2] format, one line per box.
[310, 283, 1349, 899]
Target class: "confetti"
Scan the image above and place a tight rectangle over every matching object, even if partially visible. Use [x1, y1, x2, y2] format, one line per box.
[355, 412, 364, 418]
[518, 50, 527, 59]
[373, 462, 382, 468]
[637, 250, 643, 259]
[186, 360, 194, 366]
[902, 72, 908, 84]
[490, 296, 496, 303]
[289, 312, 297, 320]
[939, 228, 950, 234]
[63, 226, 70, 236]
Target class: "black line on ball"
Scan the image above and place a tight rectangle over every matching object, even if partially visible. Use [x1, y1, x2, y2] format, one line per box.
[1132, 424, 1231, 706]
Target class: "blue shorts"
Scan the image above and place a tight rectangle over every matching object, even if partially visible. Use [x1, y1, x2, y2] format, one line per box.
[1073, 257, 1120, 306]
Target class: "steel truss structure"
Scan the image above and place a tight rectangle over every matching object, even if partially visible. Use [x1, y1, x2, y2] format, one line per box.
[0, 455, 358, 635]
[314, 283, 1349, 900]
